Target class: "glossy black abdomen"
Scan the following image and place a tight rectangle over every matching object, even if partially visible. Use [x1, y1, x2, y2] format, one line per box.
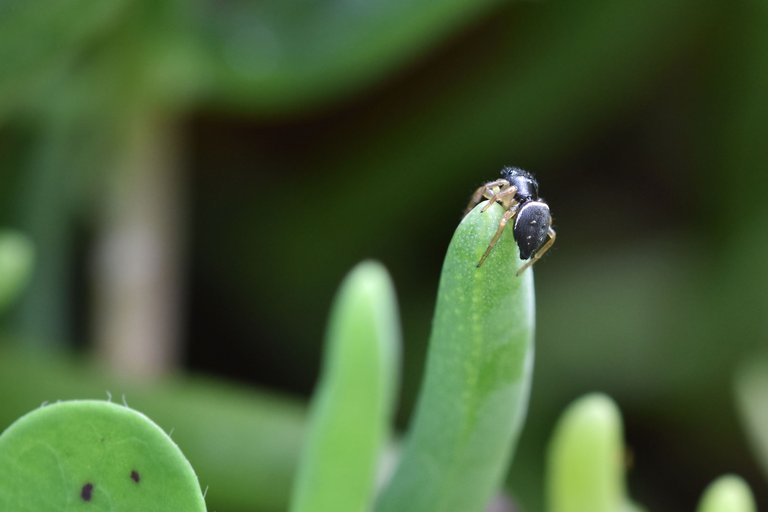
[513, 201, 551, 260]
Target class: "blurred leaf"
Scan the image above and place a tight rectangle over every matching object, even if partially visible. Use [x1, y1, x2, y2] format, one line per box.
[290, 261, 400, 512]
[0, 400, 206, 511]
[697, 1, 768, 352]
[545, 393, 626, 512]
[0, 0, 127, 120]
[735, 356, 768, 480]
[696, 475, 756, 512]
[621, 501, 647, 512]
[0, 346, 305, 512]
[194, 0, 504, 111]
[0, 231, 33, 313]
[375, 203, 534, 512]
[276, 0, 707, 225]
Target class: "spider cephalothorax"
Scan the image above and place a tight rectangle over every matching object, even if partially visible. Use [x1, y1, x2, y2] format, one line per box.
[465, 167, 556, 275]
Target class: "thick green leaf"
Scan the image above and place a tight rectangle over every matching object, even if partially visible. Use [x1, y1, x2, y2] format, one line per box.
[545, 394, 625, 512]
[290, 261, 400, 512]
[376, 202, 534, 512]
[0, 400, 205, 511]
[696, 475, 756, 512]
[0, 231, 33, 313]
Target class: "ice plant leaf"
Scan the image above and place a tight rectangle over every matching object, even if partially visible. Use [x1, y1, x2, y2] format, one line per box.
[546, 393, 625, 512]
[697, 475, 756, 512]
[290, 262, 400, 512]
[376, 202, 535, 512]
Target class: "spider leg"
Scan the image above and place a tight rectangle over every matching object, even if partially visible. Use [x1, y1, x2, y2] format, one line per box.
[516, 227, 556, 276]
[476, 204, 520, 268]
[481, 185, 518, 213]
[464, 179, 508, 215]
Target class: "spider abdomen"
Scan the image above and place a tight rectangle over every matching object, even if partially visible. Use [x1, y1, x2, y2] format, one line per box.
[513, 201, 551, 260]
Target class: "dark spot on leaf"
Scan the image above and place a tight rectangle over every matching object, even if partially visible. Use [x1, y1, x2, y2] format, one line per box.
[81, 483, 93, 501]
[130, 470, 140, 483]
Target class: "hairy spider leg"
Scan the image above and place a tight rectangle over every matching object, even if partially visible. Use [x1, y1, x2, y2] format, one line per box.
[515, 227, 556, 276]
[481, 184, 519, 213]
[476, 204, 520, 268]
[464, 179, 509, 215]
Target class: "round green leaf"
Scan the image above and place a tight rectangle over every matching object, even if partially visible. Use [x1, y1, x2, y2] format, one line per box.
[0, 400, 206, 511]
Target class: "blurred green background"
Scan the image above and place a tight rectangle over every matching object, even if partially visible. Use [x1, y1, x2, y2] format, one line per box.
[1, 1, 767, 511]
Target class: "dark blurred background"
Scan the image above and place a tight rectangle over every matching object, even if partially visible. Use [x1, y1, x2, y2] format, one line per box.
[1, 1, 767, 511]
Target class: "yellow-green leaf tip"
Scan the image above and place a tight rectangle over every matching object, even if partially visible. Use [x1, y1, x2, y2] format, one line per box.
[547, 393, 625, 512]
[697, 475, 756, 512]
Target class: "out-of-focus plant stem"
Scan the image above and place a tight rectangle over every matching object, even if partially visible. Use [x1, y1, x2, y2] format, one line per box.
[92, 110, 185, 378]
